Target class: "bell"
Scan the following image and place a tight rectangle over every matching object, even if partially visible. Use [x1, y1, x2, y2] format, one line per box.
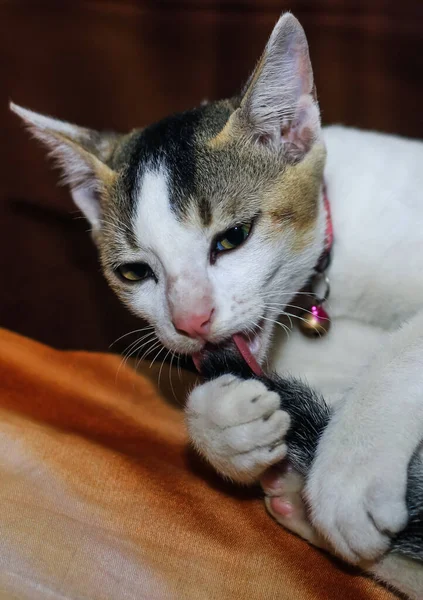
[299, 304, 331, 338]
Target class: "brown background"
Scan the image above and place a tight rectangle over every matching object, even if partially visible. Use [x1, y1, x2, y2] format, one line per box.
[1, 0, 422, 353]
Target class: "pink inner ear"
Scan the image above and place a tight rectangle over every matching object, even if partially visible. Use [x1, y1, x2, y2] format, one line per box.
[281, 96, 318, 161]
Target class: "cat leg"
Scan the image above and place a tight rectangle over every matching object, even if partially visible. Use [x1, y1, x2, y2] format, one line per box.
[186, 375, 290, 483]
[306, 310, 423, 564]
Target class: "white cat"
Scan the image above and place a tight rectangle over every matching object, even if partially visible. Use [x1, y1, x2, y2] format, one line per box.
[10, 12, 423, 599]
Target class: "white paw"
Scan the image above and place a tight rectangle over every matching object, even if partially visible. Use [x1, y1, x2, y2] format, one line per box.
[306, 451, 409, 564]
[186, 375, 290, 483]
[261, 465, 327, 549]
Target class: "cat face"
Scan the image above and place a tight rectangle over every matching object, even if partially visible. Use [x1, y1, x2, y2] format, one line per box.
[11, 13, 326, 363]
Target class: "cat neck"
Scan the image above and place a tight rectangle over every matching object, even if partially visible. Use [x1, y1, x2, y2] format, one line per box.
[322, 125, 423, 330]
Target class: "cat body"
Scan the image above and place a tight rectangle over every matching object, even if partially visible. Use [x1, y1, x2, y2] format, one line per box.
[185, 125, 423, 598]
[272, 124, 423, 403]
[10, 12, 423, 599]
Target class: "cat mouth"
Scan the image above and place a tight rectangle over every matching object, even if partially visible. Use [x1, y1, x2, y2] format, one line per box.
[232, 332, 263, 376]
[192, 326, 264, 377]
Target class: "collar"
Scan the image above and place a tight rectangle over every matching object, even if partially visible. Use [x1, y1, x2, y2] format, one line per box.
[298, 184, 333, 338]
[315, 184, 333, 273]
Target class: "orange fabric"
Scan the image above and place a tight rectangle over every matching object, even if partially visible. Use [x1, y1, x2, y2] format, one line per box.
[0, 328, 397, 600]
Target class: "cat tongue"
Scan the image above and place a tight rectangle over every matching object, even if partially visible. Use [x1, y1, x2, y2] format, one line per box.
[192, 334, 263, 376]
[232, 333, 263, 377]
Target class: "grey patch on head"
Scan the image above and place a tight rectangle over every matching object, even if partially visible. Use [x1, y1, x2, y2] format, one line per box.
[102, 100, 239, 245]
[102, 95, 287, 250]
[197, 196, 213, 227]
[116, 102, 235, 219]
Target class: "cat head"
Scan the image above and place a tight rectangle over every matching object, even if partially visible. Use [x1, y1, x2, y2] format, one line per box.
[11, 13, 326, 363]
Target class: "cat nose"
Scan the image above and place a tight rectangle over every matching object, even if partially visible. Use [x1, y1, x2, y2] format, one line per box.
[172, 309, 214, 339]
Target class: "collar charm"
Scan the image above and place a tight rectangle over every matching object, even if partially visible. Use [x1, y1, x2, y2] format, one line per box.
[298, 187, 332, 338]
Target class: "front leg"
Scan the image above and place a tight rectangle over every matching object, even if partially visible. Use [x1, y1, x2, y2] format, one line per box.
[186, 375, 290, 483]
[307, 310, 423, 563]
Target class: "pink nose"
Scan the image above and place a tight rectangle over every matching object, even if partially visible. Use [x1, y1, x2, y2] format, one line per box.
[173, 309, 214, 339]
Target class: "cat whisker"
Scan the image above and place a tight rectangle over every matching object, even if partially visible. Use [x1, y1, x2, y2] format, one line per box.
[177, 353, 182, 381]
[263, 302, 325, 320]
[157, 347, 172, 390]
[260, 290, 316, 298]
[244, 320, 265, 335]
[259, 304, 293, 329]
[121, 331, 156, 362]
[116, 341, 141, 382]
[115, 331, 158, 381]
[261, 315, 291, 338]
[136, 340, 163, 368]
[110, 326, 154, 349]
[169, 351, 182, 406]
[263, 310, 319, 334]
[283, 309, 327, 327]
[149, 344, 166, 370]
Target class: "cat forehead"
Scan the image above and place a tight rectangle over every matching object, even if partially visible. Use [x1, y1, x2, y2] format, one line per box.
[132, 167, 209, 269]
[115, 101, 241, 221]
[104, 100, 324, 251]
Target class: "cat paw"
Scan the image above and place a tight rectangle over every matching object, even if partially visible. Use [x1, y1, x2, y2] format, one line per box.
[186, 375, 290, 483]
[306, 452, 409, 563]
[261, 465, 327, 549]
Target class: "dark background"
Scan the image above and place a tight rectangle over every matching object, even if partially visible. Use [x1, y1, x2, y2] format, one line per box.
[1, 0, 422, 353]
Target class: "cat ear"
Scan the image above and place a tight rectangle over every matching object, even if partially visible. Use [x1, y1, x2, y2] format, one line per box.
[239, 13, 320, 161]
[10, 102, 119, 231]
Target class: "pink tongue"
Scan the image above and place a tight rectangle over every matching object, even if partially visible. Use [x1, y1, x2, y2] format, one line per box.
[232, 334, 263, 377]
[192, 334, 263, 377]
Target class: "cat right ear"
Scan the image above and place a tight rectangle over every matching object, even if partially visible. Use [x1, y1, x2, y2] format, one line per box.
[238, 13, 321, 162]
[10, 102, 119, 233]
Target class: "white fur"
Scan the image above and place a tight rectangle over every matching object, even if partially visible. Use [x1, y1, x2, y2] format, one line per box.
[243, 13, 321, 156]
[304, 310, 423, 562]
[129, 166, 209, 354]
[126, 163, 323, 360]
[10, 102, 107, 231]
[11, 14, 423, 597]
[186, 375, 289, 482]
[185, 125, 423, 598]
[371, 554, 423, 600]
[269, 127, 423, 566]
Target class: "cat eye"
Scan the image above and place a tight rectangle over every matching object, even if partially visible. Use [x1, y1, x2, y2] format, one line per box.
[116, 262, 154, 283]
[214, 223, 252, 254]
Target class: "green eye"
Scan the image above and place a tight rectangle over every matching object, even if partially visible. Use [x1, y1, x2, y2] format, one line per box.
[116, 262, 154, 282]
[215, 223, 252, 253]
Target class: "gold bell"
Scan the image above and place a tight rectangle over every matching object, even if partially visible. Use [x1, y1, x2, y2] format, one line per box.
[299, 304, 331, 338]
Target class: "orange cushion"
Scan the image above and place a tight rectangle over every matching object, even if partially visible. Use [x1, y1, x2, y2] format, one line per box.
[0, 328, 396, 599]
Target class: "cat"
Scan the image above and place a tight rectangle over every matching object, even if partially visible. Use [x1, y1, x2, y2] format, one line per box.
[10, 11, 423, 599]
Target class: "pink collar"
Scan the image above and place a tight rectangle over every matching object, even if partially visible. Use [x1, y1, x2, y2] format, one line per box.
[314, 185, 333, 274]
[323, 185, 334, 253]
[297, 185, 333, 338]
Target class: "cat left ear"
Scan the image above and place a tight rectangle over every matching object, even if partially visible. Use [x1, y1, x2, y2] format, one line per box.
[10, 102, 119, 232]
[239, 13, 321, 162]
